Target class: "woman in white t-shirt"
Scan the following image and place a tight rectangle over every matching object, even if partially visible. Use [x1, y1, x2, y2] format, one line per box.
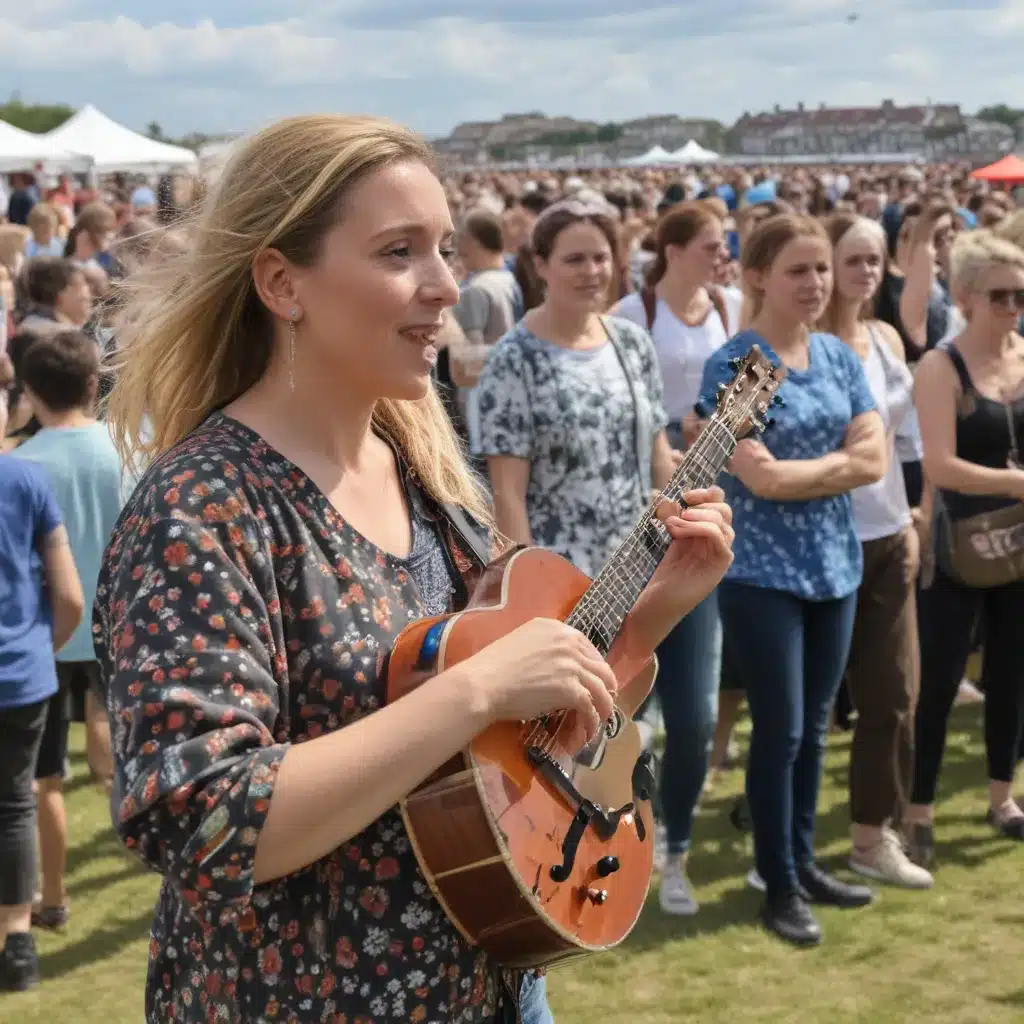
[611, 201, 736, 918]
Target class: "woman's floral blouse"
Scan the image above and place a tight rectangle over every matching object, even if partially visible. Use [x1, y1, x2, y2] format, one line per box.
[93, 412, 503, 1024]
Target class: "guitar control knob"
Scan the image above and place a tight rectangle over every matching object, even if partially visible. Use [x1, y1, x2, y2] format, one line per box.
[586, 888, 608, 905]
[596, 855, 620, 877]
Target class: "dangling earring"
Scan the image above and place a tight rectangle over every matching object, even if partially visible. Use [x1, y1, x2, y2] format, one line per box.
[288, 309, 297, 391]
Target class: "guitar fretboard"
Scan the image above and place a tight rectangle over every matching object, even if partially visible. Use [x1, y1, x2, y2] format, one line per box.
[566, 418, 736, 655]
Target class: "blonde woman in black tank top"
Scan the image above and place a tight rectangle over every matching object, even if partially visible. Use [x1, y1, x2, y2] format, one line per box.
[908, 231, 1024, 868]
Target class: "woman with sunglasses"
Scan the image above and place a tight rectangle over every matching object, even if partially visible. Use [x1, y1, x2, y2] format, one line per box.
[906, 231, 1024, 867]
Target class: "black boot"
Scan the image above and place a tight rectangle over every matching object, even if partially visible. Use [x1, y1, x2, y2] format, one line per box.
[760, 891, 822, 947]
[0, 931, 39, 992]
[797, 863, 874, 908]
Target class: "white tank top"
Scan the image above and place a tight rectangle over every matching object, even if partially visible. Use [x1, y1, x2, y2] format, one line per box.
[851, 327, 914, 542]
[614, 291, 731, 422]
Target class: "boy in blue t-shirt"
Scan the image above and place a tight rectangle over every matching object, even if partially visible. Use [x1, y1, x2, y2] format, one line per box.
[0, 349, 84, 991]
[13, 329, 126, 934]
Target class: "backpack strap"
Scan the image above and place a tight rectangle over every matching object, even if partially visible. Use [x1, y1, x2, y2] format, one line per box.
[708, 286, 730, 335]
[640, 287, 658, 330]
[644, 285, 730, 336]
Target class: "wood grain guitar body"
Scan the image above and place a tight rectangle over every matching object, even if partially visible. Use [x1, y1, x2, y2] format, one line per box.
[386, 547, 657, 970]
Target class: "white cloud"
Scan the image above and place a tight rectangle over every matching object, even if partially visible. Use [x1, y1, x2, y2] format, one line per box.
[0, 3, 1018, 136]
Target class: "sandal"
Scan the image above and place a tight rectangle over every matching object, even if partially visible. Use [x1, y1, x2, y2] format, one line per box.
[31, 902, 70, 931]
[904, 823, 935, 869]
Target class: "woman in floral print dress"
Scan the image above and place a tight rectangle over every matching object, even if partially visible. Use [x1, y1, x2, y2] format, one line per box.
[94, 114, 735, 1024]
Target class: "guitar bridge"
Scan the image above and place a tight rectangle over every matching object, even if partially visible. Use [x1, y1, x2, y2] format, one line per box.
[527, 745, 634, 845]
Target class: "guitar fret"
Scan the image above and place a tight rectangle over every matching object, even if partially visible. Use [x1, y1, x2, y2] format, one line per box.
[565, 390, 751, 656]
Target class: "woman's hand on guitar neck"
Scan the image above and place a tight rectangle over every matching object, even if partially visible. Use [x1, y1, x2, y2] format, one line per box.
[461, 618, 618, 748]
[632, 486, 735, 649]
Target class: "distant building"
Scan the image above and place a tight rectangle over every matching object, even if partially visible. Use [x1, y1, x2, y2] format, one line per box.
[432, 112, 720, 163]
[959, 118, 1016, 157]
[430, 103, 1015, 167]
[618, 115, 716, 150]
[732, 100, 971, 158]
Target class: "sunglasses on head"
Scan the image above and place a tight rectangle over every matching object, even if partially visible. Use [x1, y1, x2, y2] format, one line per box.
[986, 288, 1024, 311]
[535, 197, 614, 224]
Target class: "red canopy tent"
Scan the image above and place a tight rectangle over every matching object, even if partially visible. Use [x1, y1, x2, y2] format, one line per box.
[971, 154, 1024, 184]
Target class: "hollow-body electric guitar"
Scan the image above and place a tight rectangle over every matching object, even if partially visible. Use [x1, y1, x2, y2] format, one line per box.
[385, 345, 785, 969]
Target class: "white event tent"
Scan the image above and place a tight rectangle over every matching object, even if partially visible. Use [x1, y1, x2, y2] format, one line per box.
[0, 118, 87, 173]
[43, 104, 198, 173]
[670, 139, 720, 165]
[626, 145, 675, 166]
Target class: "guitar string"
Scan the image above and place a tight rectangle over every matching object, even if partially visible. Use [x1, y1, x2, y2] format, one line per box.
[533, 377, 775, 758]
[538, 419, 738, 755]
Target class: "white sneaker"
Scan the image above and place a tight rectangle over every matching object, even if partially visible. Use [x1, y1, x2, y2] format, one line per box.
[955, 680, 984, 705]
[746, 867, 766, 892]
[659, 857, 699, 916]
[850, 830, 934, 889]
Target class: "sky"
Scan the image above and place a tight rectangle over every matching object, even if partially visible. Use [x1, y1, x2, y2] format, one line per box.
[0, 1, 1021, 139]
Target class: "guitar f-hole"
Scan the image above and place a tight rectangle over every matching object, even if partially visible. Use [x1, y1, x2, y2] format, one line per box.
[550, 804, 593, 883]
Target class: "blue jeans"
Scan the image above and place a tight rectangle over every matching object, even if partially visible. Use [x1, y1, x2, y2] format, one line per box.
[519, 973, 554, 1024]
[718, 582, 858, 897]
[654, 590, 722, 855]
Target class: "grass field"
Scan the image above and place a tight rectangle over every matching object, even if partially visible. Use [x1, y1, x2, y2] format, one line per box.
[2, 705, 1021, 1023]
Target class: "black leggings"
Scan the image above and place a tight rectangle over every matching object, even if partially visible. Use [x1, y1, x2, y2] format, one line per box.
[0, 698, 49, 905]
[912, 570, 1024, 804]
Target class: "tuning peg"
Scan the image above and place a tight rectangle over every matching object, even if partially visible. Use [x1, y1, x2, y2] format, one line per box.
[772, 394, 786, 407]
[716, 382, 729, 396]
[728, 357, 743, 371]
[763, 416, 775, 429]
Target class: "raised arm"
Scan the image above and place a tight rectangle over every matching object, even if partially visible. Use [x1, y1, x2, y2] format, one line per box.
[898, 213, 942, 359]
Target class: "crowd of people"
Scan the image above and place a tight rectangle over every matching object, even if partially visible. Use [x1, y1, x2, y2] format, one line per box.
[0, 121, 1021, 1024]
[438, 158, 1024, 943]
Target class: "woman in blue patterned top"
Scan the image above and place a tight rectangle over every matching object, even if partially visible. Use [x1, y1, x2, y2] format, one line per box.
[697, 214, 886, 947]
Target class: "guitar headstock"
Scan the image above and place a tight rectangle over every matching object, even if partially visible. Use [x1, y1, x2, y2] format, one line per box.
[712, 345, 787, 439]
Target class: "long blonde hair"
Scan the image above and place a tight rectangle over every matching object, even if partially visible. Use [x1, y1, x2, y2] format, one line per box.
[107, 114, 491, 523]
[818, 212, 888, 335]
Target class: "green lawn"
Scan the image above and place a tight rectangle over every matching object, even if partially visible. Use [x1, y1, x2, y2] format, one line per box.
[3, 707, 1021, 1023]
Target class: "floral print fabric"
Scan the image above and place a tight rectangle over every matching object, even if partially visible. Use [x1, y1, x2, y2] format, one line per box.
[93, 412, 500, 1024]
[474, 316, 668, 578]
[697, 330, 877, 601]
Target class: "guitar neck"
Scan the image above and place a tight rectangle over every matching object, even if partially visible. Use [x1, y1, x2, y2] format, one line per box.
[567, 418, 737, 655]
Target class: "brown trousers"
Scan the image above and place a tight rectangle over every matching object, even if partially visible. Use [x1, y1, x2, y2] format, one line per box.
[845, 528, 920, 827]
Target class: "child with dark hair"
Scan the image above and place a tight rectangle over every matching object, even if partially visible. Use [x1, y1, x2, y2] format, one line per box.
[0, 348, 84, 991]
[13, 329, 127, 933]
